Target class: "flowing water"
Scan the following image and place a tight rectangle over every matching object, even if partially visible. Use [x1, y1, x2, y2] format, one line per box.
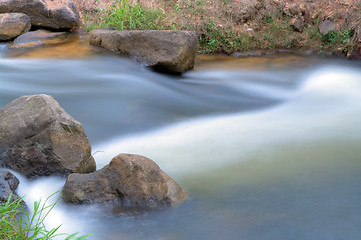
[1, 40, 361, 240]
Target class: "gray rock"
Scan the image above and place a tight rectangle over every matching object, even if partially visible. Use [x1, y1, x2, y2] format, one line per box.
[9, 30, 71, 49]
[0, 0, 79, 30]
[89, 30, 198, 74]
[319, 20, 336, 35]
[267, 5, 281, 19]
[290, 18, 303, 32]
[62, 153, 187, 212]
[0, 170, 20, 203]
[0, 94, 96, 178]
[0, 13, 31, 41]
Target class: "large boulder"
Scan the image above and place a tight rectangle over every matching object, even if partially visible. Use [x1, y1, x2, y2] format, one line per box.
[0, 170, 20, 203]
[9, 30, 72, 49]
[62, 153, 187, 212]
[89, 30, 198, 74]
[0, 13, 31, 41]
[0, 0, 79, 30]
[0, 94, 96, 178]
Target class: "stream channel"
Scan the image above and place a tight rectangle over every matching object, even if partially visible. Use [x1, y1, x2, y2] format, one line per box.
[1, 39, 361, 240]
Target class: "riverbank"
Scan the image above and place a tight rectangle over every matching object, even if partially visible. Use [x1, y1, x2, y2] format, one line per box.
[74, 0, 361, 58]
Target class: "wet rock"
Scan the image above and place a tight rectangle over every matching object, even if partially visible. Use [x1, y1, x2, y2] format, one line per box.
[62, 153, 187, 212]
[0, 13, 31, 41]
[9, 30, 72, 49]
[319, 20, 336, 35]
[0, 0, 79, 30]
[290, 18, 303, 32]
[0, 170, 20, 203]
[0, 94, 96, 178]
[89, 30, 198, 74]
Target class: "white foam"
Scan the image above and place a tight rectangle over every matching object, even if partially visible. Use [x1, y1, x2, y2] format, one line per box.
[93, 66, 361, 177]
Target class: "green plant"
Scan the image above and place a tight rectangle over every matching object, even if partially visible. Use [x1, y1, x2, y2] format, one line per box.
[0, 193, 90, 240]
[98, 0, 168, 30]
[322, 29, 353, 44]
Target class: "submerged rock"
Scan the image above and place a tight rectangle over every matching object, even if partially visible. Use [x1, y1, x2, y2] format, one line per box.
[89, 30, 198, 74]
[0, 0, 79, 30]
[0, 94, 96, 178]
[0, 13, 31, 41]
[9, 30, 72, 49]
[62, 153, 187, 212]
[0, 170, 20, 203]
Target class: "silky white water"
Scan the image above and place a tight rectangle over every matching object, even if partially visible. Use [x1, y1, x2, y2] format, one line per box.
[1, 50, 361, 239]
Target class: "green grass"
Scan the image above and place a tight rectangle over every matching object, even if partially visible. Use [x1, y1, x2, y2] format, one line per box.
[0, 193, 90, 240]
[84, 0, 167, 31]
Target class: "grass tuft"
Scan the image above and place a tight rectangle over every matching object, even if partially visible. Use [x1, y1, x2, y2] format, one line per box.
[0, 192, 90, 240]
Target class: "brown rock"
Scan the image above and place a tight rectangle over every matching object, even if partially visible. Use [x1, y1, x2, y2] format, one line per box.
[9, 30, 72, 49]
[89, 30, 198, 74]
[0, 94, 96, 178]
[62, 153, 187, 212]
[0, 13, 31, 41]
[0, 0, 79, 29]
[288, 3, 303, 17]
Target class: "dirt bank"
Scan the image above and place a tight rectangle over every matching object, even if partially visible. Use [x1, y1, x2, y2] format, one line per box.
[73, 0, 361, 57]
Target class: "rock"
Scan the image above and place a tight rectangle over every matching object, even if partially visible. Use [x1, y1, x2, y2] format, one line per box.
[0, 0, 79, 30]
[234, 6, 258, 23]
[288, 3, 303, 17]
[9, 30, 72, 49]
[0, 13, 31, 41]
[0, 170, 20, 203]
[62, 153, 187, 212]
[319, 20, 336, 35]
[267, 5, 281, 19]
[89, 30, 198, 74]
[0, 94, 96, 178]
[289, 18, 303, 32]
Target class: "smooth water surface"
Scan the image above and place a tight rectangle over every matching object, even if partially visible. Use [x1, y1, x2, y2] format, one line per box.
[1, 42, 361, 240]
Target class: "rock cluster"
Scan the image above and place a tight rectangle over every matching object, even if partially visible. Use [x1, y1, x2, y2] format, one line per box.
[0, 0, 79, 48]
[0, 0, 79, 30]
[0, 95, 187, 213]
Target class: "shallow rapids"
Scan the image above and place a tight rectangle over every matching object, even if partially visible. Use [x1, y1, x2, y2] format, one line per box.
[1, 45, 361, 240]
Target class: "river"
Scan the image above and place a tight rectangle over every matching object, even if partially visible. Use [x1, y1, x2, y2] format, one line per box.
[1, 40, 361, 240]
